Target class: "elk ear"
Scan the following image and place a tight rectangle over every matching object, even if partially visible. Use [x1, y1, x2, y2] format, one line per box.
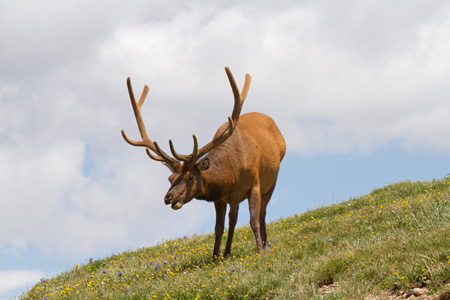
[196, 158, 210, 172]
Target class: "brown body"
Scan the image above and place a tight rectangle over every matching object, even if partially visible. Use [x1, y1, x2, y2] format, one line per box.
[193, 112, 285, 256]
[122, 67, 286, 257]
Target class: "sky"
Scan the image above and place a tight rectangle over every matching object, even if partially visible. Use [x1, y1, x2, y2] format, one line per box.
[1, 0, 450, 298]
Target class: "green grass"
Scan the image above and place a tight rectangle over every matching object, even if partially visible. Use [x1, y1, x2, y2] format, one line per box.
[18, 177, 450, 299]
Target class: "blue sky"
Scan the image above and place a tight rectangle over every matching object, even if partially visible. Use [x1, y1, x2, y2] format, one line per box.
[1, 0, 450, 298]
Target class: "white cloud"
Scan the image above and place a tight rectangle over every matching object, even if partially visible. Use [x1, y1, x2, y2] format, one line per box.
[0, 270, 43, 295]
[1, 0, 450, 262]
[0, 137, 213, 257]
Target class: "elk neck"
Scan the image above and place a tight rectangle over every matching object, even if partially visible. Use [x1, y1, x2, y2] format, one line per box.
[196, 148, 240, 202]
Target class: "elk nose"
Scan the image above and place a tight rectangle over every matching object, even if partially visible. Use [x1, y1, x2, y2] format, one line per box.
[164, 194, 173, 205]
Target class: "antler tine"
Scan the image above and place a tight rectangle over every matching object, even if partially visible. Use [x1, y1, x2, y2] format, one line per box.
[146, 147, 165, 162]
[153, 141, 177, 164]
[240, 73, 252, 103]
[121, 130, 146, 147]
[168, 135, 199, 162]
[123, 77, 152, 146]
[191, 134, 199, 160]
[122, 77, 177, 166]
[225, 67, 252, 123]
[212, 116, 235, 145]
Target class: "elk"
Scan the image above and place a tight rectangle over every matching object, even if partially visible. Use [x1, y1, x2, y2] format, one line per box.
[122, 67, 286, 258]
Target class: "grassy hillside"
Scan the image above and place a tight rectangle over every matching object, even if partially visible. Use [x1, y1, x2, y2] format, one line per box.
[19, 177, 450, 299]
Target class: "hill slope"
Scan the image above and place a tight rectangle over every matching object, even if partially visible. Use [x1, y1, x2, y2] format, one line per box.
[18, 177, 450, 299]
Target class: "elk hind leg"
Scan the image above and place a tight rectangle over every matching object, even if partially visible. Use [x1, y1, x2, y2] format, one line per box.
[248, 185, 264, 253]
[224, 203, 239, 257]
[213, 200, 227, 258]
[260, 183, 276, 248]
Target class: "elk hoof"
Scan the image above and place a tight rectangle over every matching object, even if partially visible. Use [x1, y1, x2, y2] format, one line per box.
[171, 201, 183, 210]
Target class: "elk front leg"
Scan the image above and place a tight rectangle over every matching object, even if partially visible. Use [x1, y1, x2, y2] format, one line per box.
[224, 203, 239, 257]
[213, 200, 227, 258]
[248, 185, 263, 253]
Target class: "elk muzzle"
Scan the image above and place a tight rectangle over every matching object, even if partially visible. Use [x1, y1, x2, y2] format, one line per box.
[164, 193, 183, 210]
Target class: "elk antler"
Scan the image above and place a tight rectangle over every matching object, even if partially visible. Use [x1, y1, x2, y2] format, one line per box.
[122, 67, 251, 167]
[121, 77, 176, 167]
[168, 66, 252, 163]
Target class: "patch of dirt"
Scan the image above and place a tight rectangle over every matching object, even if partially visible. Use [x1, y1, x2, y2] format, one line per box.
[318, 282, 340, 295]
[317, 282, 450, 300]
[364, 288, 450, 300]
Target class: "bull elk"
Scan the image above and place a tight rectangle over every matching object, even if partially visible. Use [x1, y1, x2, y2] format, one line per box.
[122, 67, 286, 258]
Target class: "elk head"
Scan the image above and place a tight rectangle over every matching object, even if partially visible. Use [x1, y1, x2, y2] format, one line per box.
[121, 67, 251, 210]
